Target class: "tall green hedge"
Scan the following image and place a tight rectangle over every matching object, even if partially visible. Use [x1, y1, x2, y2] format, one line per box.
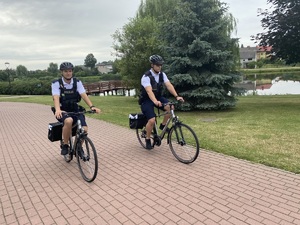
[0, 80, 52, 95]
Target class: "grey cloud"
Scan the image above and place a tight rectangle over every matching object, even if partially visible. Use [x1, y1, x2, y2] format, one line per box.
[0, 0, 268, 70]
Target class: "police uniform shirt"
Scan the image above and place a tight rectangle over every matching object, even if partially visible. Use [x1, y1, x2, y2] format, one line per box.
[51, 78, 86, 96]
[141, 70, 169, 88]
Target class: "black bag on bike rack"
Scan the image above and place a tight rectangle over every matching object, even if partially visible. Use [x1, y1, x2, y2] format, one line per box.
[48, 122, 63, 142]
[129, 113, 147, 129]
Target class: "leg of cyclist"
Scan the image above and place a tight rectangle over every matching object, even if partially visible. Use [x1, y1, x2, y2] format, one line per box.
[158, 97, 170, 130]
[141, 99, 157, 149]
[61, 117, 73, 155]
[145, 118, 155, 149]
[78, 114, 88, 133]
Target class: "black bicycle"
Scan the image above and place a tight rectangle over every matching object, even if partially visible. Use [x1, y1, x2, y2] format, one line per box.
[135, 102, 200, 164]
[60, 110, 98, 182]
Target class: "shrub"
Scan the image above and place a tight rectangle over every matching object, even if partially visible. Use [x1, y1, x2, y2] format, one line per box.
[0, 80, 51, 95]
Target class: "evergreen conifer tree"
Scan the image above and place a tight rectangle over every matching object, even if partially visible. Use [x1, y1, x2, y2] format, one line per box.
[161, 0, 241, 110]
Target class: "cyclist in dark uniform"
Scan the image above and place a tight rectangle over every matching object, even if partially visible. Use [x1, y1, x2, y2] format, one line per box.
[51, 62, 101, 155]
[139, 55, 184, 149]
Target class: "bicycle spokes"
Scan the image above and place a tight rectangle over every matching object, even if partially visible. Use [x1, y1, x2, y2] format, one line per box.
[77, 137, 98, 182]
[141, 129, 146, 138]
[169, 124, 200, 164]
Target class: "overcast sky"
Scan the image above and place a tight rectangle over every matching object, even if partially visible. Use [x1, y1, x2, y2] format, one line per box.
[0, 0, 270, 71]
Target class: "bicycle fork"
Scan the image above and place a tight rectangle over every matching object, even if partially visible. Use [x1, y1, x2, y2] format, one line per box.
[168, 123, 186, 146]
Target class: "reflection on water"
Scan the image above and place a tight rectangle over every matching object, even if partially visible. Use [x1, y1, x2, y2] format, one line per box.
[95, 79, 300, 97]
[248, 80, 300, 95]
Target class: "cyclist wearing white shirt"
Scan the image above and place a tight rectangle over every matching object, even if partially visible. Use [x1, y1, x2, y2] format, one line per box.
[51, 62, 101, 155]
[139, 55, 184, 149]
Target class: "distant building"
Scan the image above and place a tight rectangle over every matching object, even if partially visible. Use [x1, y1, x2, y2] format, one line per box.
[239, 46, 272, 68]
[95, 62, 113, 74]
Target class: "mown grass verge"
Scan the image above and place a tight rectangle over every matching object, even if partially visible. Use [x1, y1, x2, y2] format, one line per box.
[1, 94, 299, 173]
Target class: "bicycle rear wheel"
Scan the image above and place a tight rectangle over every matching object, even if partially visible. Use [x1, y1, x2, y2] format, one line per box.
[136, 127, 155, 149]
[136, 127, 147, 149]
[76, 136, 98, 182]
[168, 123, 200, 164]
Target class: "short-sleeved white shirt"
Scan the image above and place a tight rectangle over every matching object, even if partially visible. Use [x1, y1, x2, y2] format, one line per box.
[51, 78, 86, 96]
[141, 70, 169, 88]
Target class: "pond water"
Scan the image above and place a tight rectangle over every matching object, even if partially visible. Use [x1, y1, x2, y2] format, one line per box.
[248, 80, 300, 95]
[98, 79, 300, 97]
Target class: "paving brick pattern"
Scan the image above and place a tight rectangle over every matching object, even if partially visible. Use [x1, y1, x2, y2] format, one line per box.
[0, 102, 300, 225]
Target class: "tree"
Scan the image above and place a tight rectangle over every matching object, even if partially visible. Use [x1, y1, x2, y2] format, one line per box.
[113, 0, 241, 110]
[111, 59, 120, 74]
[0, 70, 9, 82]
[16, 65, 28, 79]
[112, 16, 162, 90]
[84, 53, 97, 69]
[47, 62, 58, 74]
[137, 0, 179, 18]
[161, 0, 241, 110]
[254, 0, 300, 64]
[73, 65, 84, 73]
[112, 0, 179, 91]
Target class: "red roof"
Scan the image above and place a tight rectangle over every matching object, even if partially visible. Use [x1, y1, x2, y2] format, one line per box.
[256, 46, 272, 52]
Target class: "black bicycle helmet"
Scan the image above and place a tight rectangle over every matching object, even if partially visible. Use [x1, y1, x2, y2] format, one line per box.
[59, 62, 74, 71]
[149, 55, 164, 65]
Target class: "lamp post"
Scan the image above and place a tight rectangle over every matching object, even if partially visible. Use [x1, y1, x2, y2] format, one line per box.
[5, 62, 10, 86]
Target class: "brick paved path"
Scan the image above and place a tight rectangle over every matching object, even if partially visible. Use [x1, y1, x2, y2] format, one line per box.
[0, 102, 300, 225]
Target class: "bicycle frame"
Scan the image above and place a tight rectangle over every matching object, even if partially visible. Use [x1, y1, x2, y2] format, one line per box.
[69, 118, 85, 155]
[61, 110, 94, 158]
[153, 103, 180, 143]
[136, 101, 200, 163]
[59, 110, 99, 182]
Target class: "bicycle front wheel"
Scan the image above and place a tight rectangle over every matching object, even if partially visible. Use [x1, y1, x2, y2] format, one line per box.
[76, 136, 98, 182]
[168, 123, 200, 164]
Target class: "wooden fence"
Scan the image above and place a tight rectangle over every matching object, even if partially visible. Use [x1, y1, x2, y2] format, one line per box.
[83, 80, 134, 96]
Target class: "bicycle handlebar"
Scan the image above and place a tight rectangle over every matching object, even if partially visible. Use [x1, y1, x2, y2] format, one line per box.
[163, 102, 175, 106]
[162, 101, 182, 107]
[61, 110, 96, 116]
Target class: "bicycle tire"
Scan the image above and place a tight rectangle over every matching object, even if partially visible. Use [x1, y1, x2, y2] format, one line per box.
[76, 136, 98, 182]
[136, 127, 156, 149]
[136, 127, 147, 149]
[168, 123, 200, 164]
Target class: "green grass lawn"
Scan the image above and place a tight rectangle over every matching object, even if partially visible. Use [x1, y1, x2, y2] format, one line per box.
[241, 66, 300, 74]
[1, 94, 300, 173]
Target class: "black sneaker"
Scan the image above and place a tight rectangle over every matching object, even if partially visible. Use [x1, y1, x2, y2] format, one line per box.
[159, 123, 170, 132]
[145, 139, 152, 150]
[61, 144, 69, 155]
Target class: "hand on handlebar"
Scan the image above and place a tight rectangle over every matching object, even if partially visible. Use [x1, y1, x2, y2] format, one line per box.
[176, 96, 184, 102]
[90, 107, 101, 114]
[155, 101, 162, 107]
[55, 109, 63, 119]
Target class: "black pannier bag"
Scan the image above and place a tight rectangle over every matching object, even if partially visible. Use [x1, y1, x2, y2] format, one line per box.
[48, 122, 63, 142]
[129, 113, 147, 129]
[48, 122, 77, 142]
